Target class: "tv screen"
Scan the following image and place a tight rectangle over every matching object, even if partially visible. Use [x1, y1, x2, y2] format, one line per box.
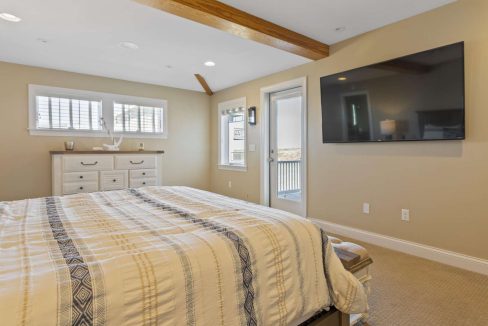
[320, 42, 465, 143]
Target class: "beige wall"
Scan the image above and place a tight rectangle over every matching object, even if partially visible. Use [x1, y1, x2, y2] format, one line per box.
[210, 0, 488, 259]
[0, 62, 211, 201]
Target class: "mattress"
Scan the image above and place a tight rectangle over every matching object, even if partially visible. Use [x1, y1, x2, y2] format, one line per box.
[0, 186, 367, 325]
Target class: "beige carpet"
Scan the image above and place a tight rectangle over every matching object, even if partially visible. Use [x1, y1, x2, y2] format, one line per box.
[333, 235, 488, 326]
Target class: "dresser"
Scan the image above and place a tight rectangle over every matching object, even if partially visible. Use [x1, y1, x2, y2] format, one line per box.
[51, 151, 164, 196]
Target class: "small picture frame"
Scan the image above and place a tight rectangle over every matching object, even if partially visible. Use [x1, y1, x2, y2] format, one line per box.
[248, 106, 256, 125]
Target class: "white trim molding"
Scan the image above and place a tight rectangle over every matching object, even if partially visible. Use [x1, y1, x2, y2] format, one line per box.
[217, 97, 247, 171]
[311, 219, 488, 276]
[217, 164, 247, 172]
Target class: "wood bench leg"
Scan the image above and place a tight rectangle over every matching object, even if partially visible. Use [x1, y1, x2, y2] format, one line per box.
[339, 312, 349, 326]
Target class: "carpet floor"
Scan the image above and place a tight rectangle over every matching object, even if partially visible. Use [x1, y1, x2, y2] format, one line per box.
[332, 235, 488, 326]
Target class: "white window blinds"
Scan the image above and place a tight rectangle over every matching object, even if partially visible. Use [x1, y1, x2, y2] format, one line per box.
[29, 85, 168, 138]
[113, 103, 164, 134]
[36, 96, 102, 131]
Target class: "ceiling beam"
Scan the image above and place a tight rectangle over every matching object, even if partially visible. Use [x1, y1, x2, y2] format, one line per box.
[194, 74, 213, 95]
[135, 0, 329, 60]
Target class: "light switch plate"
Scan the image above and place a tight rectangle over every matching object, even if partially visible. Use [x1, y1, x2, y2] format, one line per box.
[362, 203, 370, 214]
[401, 209, 410, 221]
[248, 144, 256, 152]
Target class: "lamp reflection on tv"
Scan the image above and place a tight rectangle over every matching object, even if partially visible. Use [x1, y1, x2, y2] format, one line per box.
[380, 119, 396, 140]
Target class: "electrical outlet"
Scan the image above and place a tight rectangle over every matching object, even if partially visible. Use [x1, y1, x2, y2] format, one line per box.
[401, 209, 410, 222]
[362, 203, 370, 214]
[228, 181, 232, 189]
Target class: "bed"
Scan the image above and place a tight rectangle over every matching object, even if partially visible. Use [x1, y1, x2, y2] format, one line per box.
[0, 186, 367, 325]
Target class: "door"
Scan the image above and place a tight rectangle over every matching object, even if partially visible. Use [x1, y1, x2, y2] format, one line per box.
[269, 87, 305, 215]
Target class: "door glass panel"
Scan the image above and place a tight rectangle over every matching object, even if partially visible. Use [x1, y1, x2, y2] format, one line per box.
[276, 94, 302, 201]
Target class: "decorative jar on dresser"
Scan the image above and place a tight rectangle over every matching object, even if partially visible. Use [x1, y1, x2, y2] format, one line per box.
[51, 151, 164, 196]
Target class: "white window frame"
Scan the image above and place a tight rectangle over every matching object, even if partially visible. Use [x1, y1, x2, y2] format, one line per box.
[28, 84, 168, 139]
[218, 97, 247, 171]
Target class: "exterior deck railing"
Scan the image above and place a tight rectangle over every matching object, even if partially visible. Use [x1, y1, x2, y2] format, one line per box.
[277, 160, 301, 194]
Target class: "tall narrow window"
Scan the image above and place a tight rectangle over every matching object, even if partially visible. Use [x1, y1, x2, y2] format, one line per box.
[35, 96, 102, 131]
[218, 98, 246, 170]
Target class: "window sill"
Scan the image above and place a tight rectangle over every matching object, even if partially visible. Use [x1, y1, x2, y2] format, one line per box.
[28, 129, 168, 139]
[29, 129, 107, 138]
[218, 164, 247, 172]
[113, 132, 168, 139]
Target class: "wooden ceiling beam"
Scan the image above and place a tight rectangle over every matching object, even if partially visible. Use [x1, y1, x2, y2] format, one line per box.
[135, 0, 329, 60]
[194, 74, 213, 95]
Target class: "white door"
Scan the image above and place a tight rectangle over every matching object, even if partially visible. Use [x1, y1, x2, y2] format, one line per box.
[269, 87, 305, 216]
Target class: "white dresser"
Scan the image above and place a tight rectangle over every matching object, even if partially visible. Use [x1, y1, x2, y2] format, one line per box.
[51, 151, 164, 196]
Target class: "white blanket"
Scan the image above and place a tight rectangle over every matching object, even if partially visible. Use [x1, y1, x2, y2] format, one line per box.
[0, 186, 367, 325]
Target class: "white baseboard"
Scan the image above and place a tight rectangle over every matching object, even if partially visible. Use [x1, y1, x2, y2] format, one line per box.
[310, 218, 488, 276]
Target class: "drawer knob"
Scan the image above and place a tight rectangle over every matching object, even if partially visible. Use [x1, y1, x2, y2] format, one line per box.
[113, 179, 117, 183]
[79, 186, 84, 190]
[79, 176, 83, 179]
[130, 160, 144, 165]
[142, 182, 146, 185]
[81, 161, 98, 166]
[142, 172, 146, 176]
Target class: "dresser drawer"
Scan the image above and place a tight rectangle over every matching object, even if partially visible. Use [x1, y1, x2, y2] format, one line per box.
[63, 171, 98, 183]
[115, 155, 156, 170]
[63, 182, 98, 195]
[129, 169, 157, 179]
[100, 170, 128, 191]
[130, 178, 156, 188]
[63, 155, 113, 172]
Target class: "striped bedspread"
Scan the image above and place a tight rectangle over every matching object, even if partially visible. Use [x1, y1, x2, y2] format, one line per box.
[0, 186, 367, 326]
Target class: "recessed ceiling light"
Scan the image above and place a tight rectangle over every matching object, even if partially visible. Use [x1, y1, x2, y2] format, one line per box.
[338, 77, 347, 81]
[119, 42, 139, 50]
[0, 13, 22, 22]
[204, 61, 216, 67]
[335, 26, 346, 32]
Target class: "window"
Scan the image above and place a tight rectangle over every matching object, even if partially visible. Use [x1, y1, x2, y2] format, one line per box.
[218, 97, 247, 170]
[29, 85, 167, 138]
[36, 96, 102, 131]
[114, 103, 164, 134]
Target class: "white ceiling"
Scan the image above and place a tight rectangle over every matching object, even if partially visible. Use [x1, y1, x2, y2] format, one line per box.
[0, 0, 455, 92]
[220, 0, 456, 44]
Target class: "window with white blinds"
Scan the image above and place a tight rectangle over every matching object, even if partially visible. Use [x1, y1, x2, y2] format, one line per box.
[29, 85, 168, 138]
[36, 96, 102, 131]
[113, 103, 164, 134]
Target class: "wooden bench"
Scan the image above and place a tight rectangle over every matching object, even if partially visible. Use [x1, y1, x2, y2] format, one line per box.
[335, 247, 373, 273]
[301, 239, 373, 326]
[333, 238, 373, 326]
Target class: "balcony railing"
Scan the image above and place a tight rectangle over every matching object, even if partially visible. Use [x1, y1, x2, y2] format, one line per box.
[277, 160, 301, 195]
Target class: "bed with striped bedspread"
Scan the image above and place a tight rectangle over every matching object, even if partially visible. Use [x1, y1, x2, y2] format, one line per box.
[0, 186, 367, 325]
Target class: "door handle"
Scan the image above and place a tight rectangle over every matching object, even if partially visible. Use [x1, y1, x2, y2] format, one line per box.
[267, 157, 274, 163]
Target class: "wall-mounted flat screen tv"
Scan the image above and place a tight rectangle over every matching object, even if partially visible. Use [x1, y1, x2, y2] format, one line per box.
[320, 42, 465, 143]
